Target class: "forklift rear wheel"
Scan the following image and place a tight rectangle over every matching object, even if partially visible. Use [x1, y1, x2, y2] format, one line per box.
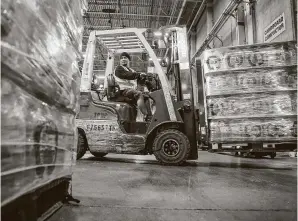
[153, 129, 190, 165]
[90, 152, 108, 158]
[77, 133, 87, 160]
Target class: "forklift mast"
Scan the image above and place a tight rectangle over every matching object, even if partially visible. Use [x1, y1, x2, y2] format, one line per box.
[162, 26, 198, 158]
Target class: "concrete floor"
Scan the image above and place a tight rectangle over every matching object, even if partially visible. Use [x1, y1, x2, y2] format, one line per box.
[49, 151, 297, 221]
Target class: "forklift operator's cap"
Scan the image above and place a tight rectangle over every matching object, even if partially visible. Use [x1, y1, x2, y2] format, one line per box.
[120, 52, 131, 61]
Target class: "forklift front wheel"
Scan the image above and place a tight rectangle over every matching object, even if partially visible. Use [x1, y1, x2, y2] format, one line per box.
[270, 152, 276, 159]
[77, 133, 87, 160]
[153, 129, 190, 165]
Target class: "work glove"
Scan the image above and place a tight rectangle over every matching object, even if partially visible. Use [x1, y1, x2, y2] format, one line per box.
[139, 72, 147, 79]
[136, 73, 147, 86]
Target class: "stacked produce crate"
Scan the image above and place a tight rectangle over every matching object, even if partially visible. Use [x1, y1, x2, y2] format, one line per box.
[200, 41, 297, 144]
[1, 0, 83, 215]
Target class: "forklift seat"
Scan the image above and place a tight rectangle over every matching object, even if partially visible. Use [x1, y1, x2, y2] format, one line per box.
[106, 74, 133, 104]
[106, 74, 120, 101]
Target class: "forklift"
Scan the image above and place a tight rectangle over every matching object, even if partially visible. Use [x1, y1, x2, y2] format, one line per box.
[76, 26, 198, 165]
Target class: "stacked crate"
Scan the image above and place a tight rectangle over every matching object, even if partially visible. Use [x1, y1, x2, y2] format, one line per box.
[1, 0, 83, 206]
[201, 41, 297, 144]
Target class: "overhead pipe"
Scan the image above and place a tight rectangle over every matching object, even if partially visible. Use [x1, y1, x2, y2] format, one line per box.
[187, 0, 207, 35]
[290, 0, 297, 40]
[190, 0, 243, 64]
[249, 0, 257, 43]
[176, 0, 188, 25]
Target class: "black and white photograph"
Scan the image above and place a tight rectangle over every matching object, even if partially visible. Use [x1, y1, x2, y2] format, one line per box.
[1, 0, 297, 220]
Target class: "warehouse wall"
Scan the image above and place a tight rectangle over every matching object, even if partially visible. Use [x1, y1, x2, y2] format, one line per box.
[195, 0, 239, 51]
[195, 10, 207, 51]
[193, 0, 296, 54]
[212, 0, 238, 47]
[253, 0, 295, 43]
[244, 2, 254, 44]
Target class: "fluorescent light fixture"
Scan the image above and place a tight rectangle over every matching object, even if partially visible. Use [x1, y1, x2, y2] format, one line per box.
[105, 43, 120, 46]
[103, 40, 118, 43]
[154, 31, 162, 37]
[121, 42, 139, 45]
[100, 37, 115, 40]
[109, 46, 122, 48]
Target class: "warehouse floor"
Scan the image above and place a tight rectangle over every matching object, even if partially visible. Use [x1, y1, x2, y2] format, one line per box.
[49, 151, 297, 221]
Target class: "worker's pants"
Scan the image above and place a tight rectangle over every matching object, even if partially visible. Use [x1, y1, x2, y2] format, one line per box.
[121, 88, 152, 116]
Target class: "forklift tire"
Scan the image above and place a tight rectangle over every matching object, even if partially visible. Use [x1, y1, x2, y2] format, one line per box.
[270, 153, 276, 159]
[77, 133, 87, 160]
[90, 152, 108, 158]
[153, 129, 190, 165]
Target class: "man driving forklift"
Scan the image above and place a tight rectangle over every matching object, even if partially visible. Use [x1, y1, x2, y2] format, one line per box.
[113, 52, 153, 121]
[76, 26, 198, 164]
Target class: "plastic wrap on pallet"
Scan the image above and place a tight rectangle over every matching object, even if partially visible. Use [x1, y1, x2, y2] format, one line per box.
[1, 0, 83, 206]
[202, 41, 297, 73]
[1, 0, 83, 111]
[201, 41, 298, 144]
[205, 67, 297, 96]
[210, 118, 297, 143]
[1, 78, 76, 205]
[207, 92, 297, 118]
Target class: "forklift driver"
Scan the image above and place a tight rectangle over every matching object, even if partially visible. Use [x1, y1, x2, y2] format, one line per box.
[114, 52, 153, 121]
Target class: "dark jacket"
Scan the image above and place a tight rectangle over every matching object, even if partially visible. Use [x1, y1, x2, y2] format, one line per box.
[114, 65, 140, 80]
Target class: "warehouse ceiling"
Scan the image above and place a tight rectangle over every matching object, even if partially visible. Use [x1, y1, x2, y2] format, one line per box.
[81, 0, 203, 71]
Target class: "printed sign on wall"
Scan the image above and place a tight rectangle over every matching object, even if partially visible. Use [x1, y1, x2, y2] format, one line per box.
[264, 13, 286, 42]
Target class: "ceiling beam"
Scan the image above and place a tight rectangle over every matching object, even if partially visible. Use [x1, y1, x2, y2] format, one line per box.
[84, 11, 178, 18]
[176, 0, 187, 24]
[87, 0, 203, 5]
[87, 1, 167, 7]
[84, 25, 126, 29]
[149, 0, 155, 28]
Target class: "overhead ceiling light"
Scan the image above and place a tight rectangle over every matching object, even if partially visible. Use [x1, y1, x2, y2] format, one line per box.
[154, 31, 162, 37]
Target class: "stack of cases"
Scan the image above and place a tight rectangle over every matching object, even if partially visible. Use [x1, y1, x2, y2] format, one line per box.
[201, 41, 297, 143]
[1, 0, 83, 206]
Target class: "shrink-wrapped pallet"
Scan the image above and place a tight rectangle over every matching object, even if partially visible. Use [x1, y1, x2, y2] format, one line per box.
[202, 41, 297, 73]
[1, 0, 83, 206]
[205, 67, 297, 96]
[201, 41, 297, 143]
[210, 118, 297, 143]
[207, 92, 297, 118]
